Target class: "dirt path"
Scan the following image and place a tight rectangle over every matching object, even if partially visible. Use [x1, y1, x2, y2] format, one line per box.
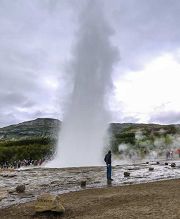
[0, 179, 179, 219]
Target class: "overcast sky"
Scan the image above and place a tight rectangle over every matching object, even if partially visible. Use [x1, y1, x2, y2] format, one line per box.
[1, 0, 180, 127]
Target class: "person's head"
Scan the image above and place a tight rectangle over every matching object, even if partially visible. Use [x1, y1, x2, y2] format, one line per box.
[108, 150, 111, 154]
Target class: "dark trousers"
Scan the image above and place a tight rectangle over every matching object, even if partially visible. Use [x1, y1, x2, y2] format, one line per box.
[107, 164, 112, 180]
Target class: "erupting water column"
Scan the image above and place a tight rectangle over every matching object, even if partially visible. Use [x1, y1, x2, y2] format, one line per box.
[47, 3, 118, 167]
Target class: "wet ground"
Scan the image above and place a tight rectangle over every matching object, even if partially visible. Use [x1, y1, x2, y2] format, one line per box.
[0, 160, 180, 208]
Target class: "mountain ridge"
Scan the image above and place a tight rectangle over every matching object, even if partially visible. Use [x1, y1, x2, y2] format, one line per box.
[0, 118, 61, 140]
[0, 118, 180, 163]
[1, 118, 180, 143]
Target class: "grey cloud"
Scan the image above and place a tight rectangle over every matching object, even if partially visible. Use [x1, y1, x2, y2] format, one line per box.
[121, 116, 140, 123]
[1, 0, 180, 127]
[109, 0, 180, 73]
[149, 111, 180, 124]
[33, 110, 60, 120]
[114, 114, 140, 124]
[0, 92, 27, 106]
[0, 0, 74, 127]
[0, 113, 19, 128]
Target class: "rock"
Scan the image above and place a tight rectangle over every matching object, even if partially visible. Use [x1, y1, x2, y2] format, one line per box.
[50, 180, 59, 185]
[0, 190, 8, 201]
[1, 173, 17, 178]
[149, 167, 154, 171]
[171, 163, 176, 168]
[156, 161, 160, 164]
[146, 162, 149, 164]
[16, 184, 25, 193]
[8, 189, 16, 194]
[80, 181, 86, 188]
[124, 172, 130, 177]
[35, 194, 65, 213]
[165, 162, 168, 165]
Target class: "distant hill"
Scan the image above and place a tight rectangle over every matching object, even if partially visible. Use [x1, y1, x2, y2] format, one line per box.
[0, 118, 180, 164]
[1, 118, 180, 141]
[0, 118, 61, 140]
[0, 118, 61, 164]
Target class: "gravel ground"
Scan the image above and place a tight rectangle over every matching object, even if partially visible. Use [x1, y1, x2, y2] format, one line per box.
[0, 179, 179, 219]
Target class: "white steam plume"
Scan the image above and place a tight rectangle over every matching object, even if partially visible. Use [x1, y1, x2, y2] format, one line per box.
[47, 2, 118, 167]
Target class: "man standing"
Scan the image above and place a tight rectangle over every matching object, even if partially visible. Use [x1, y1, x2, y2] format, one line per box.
[104, 150, 113, 181]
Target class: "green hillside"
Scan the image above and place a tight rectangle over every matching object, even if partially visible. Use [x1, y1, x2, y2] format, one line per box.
[0, 118, 180, 164]
[0, 118, 60, 164]
[0, 118, 61, 140]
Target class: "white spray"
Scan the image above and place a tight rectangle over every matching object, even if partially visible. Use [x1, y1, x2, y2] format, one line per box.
[47, 2, 118, 167]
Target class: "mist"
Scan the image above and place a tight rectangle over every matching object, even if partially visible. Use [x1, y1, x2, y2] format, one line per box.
[47, 2, 119, 167]
[114, 129, 180, 162]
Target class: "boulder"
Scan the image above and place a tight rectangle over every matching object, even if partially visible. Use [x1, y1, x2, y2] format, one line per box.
[149, 167, 154, 171]
[146, 162, 149, 164]
[165, 162, 168, 165]
[8, 189, 16, 194]
[1, 173, 17, 178]
[171, 163, 176, 168]
[80, 181, 86, 188]
[124, 172, 130, 177]
[35, 194, 65, 214]
[156, 161, 160, 165]
[0, 190, 8, 201]
[16, 184, 25, 193]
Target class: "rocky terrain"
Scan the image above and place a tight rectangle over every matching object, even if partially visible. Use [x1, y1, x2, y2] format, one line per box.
[0, 161, 180, 209]
[0, 163, 179, 218]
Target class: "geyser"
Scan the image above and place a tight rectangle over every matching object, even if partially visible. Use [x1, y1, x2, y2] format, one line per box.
[47, 3, 118, 167]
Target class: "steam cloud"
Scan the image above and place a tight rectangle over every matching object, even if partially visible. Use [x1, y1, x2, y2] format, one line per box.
[116, 129, 180, 162]
[47, 2, 118, 167]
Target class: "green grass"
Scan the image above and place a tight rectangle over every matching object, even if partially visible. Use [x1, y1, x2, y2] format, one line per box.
[0, 137, 56, 163]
